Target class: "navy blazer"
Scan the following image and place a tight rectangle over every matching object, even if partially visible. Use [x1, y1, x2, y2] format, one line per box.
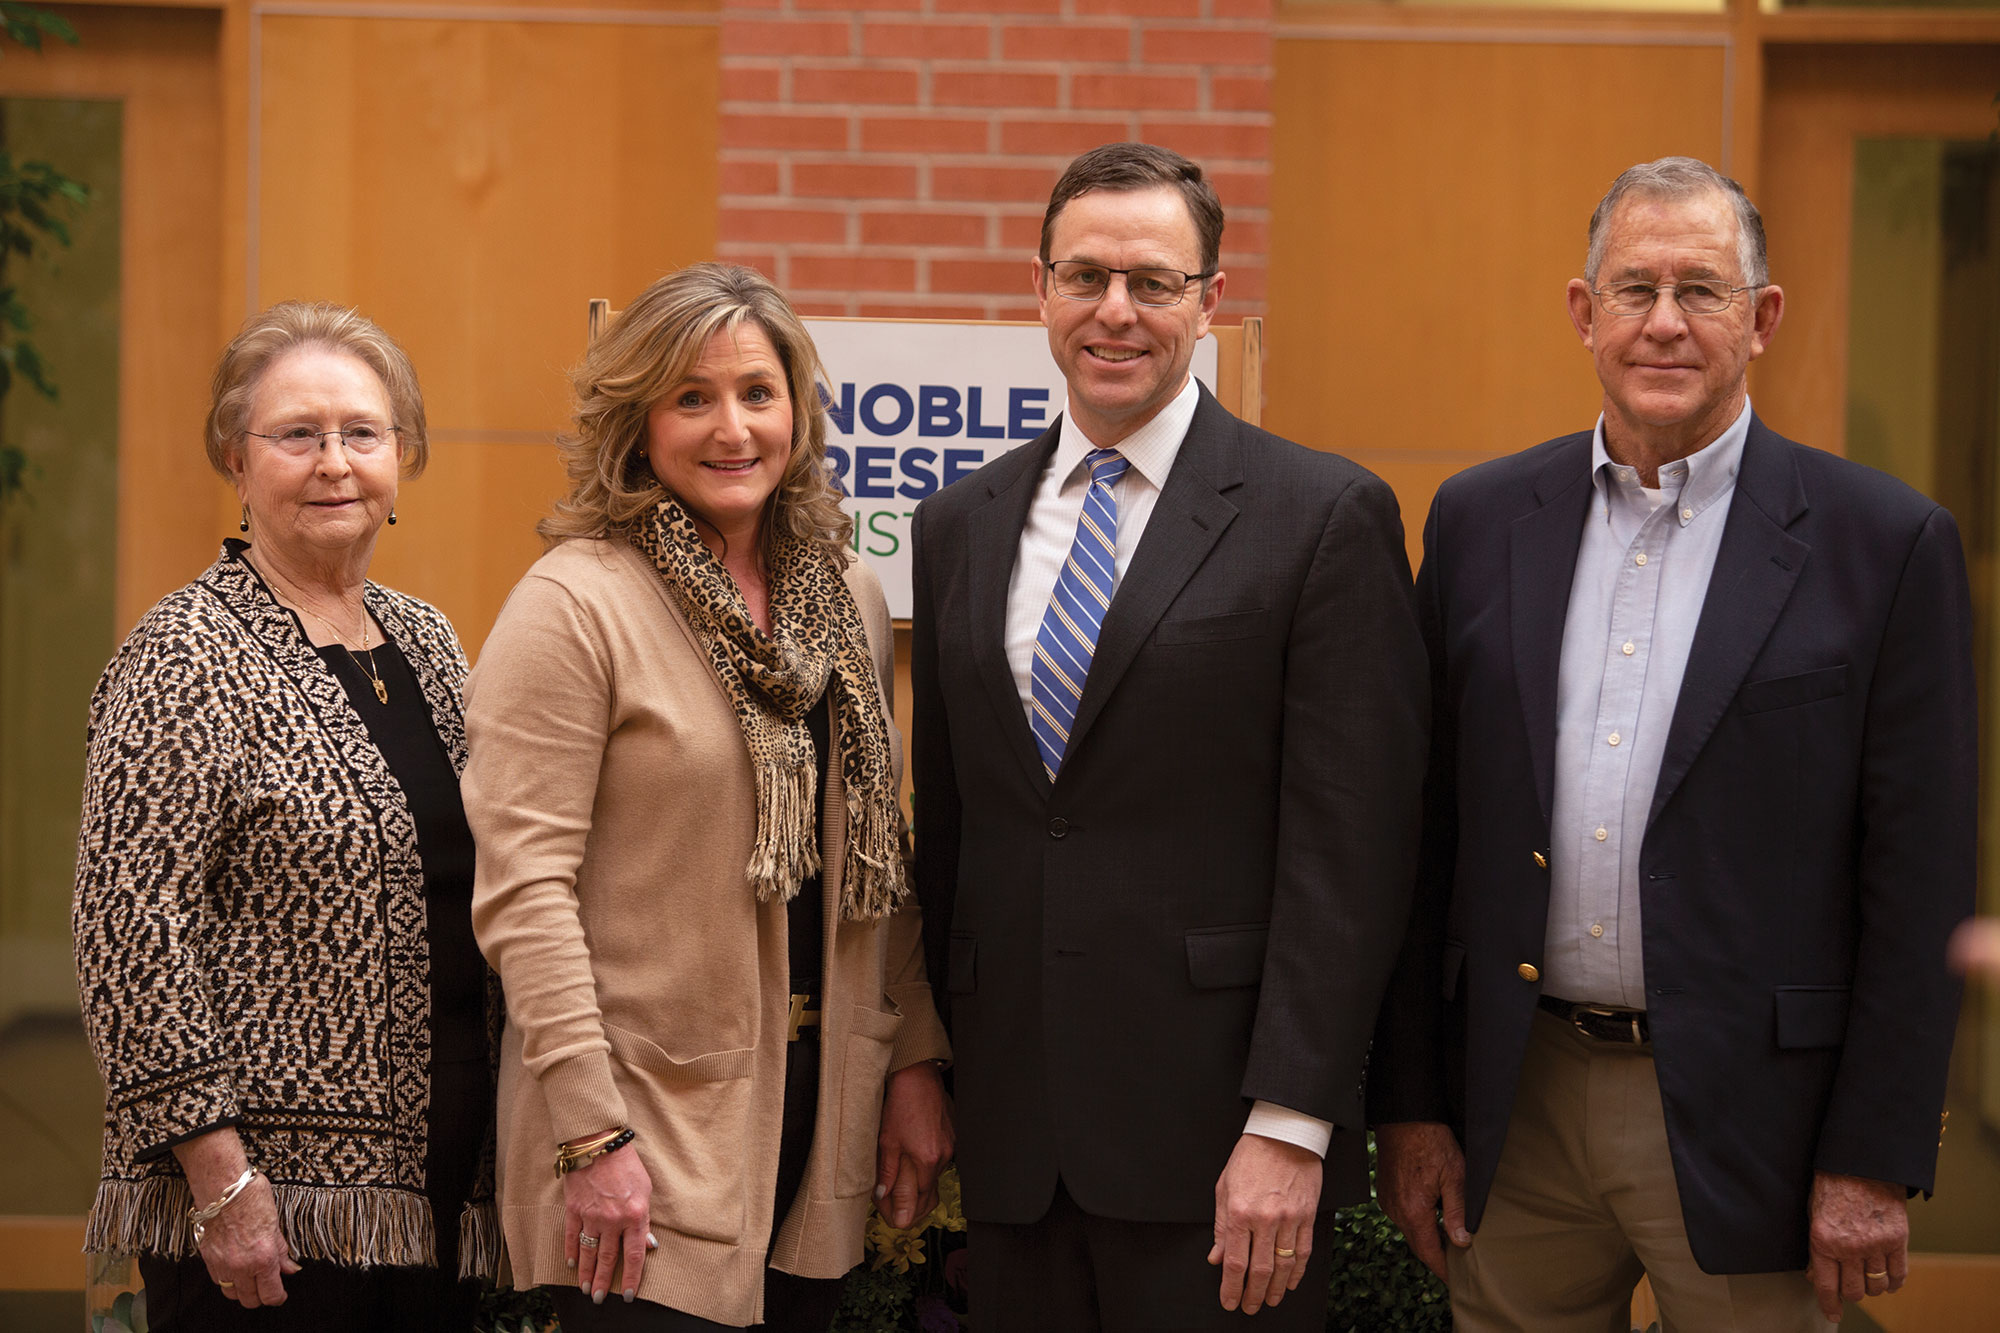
[911, 386, 1429, 1225]
[1367, 415, 1975, 1274]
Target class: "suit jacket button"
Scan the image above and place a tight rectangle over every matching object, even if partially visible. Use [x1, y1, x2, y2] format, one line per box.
[1048, 817, 1069, 838]
[1533, 850, 1549, 870]
[1518, 963, 1540, 982]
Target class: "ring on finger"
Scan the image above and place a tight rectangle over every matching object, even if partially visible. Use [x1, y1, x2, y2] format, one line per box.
[1865, 1270, 1888, 1280]
[578, 1234, 601, 1249]
[1275, 1247, 1296, 1259]
[218, 1280, 236, 1289]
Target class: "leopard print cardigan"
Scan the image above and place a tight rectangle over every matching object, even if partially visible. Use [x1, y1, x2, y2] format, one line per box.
[72, 541, 500, 1276]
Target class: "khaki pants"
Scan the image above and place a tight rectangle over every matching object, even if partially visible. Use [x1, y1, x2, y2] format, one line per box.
[1447, 1008, 1835, 1333]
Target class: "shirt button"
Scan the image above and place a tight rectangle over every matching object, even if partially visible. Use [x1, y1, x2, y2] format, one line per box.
[1048, 817, 1069, 839]
[1595, 826, 1608, 841]
[1635, 553, 1648, 567]
[1590, 923, 1605, 938]
[1608, 732, 1621, 746]
[1622, 641, 1635, 656]
[1681, 508, 1694, 521]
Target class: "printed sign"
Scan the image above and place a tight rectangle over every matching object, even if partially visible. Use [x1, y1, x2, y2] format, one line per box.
[806, 318, 1220, 618]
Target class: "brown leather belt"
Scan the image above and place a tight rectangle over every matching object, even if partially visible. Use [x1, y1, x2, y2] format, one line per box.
[1538, 994, 1650, 1045]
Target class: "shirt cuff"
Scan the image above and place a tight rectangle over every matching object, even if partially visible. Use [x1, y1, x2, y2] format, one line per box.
[1243, 1100, 1333, 1158]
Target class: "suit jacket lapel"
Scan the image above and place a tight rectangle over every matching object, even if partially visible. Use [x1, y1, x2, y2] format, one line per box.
[1064, 388, 1241, 765]
[1511, 437, 1595, 827]
[1648, 418, 1809, 824]
[966, 427, 1061, 795]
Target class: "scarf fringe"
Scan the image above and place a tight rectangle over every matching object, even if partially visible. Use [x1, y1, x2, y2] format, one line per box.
[747, 761, 822, 900]
[84, 1177, 439, 1269]
[458, 1198, 501, 1281]
[842, 789, 910, 921]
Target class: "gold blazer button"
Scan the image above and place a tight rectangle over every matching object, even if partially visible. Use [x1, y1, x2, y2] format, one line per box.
[1518, 963, 1540, 982]
[1533, 851, 1549, 870]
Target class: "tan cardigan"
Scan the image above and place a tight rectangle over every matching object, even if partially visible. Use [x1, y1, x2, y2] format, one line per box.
[463, 537, 948, 1325]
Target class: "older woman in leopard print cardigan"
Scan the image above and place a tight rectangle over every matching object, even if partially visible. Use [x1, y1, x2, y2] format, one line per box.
[72, 303, 498, 1331]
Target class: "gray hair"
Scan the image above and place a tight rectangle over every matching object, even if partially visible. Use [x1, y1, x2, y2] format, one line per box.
[1585, 156, 1769, 287]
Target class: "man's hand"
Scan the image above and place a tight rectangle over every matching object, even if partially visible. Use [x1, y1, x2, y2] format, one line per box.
[875, 1061, 954, 1229]
[1808, 1171, 1909, 1320]
[1374, 1121, 1471, 1282]
[1207, 1134, 1321, 1315]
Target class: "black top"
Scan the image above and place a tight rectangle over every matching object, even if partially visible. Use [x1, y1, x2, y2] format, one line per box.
[788, 693, 831, 992]
[318, 637, 486, 1062]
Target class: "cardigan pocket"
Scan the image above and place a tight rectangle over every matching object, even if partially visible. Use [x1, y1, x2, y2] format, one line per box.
[604, 1022, 755, 1244]
[833, 1002, 904, 1199]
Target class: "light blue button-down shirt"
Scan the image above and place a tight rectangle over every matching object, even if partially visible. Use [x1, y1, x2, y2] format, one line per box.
[1543, 400, 1752, 1008]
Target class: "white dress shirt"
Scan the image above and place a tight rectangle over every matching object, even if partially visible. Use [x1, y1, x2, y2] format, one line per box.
[1001, 374, 1334, 1158]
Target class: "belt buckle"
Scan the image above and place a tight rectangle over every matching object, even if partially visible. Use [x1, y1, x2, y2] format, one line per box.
[1575, 1004, 1644, 1045]
[787, 993, 821, 1041]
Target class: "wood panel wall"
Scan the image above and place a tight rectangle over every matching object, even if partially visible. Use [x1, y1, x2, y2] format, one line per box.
[1266, 30, 1727, 567]
[240, 2, 721, 655]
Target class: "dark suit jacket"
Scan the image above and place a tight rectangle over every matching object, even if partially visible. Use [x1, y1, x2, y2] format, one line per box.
[910, 385, 1429, 1225]
[1367, 415, 1974, 1274]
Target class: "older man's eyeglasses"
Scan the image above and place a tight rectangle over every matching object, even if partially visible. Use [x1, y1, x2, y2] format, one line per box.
[246, 424, 399, 456]
[1047, 261, 1215, 307]
[1592, 280, 1757, 317]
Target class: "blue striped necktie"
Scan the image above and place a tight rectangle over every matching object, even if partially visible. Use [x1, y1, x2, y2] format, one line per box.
[1031, 448, 1129, 781]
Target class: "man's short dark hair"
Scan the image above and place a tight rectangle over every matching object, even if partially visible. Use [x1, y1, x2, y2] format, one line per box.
[1039, 142, 1226, 276]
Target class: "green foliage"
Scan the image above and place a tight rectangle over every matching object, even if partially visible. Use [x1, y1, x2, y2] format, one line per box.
[835, 1262, 919, 1333]
[90, 1287, 146, 1333]
[0, 1, 74, 51]
[1324, 1182, 1452, 1333]
[478, 1283, 561, 1333]
[0, 3, 87, 504]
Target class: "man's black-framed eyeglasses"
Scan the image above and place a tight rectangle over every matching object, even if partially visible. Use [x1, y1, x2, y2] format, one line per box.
[1046, 261, 1216, 307]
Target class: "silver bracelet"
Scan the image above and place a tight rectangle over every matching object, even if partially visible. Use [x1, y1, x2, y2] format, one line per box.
[189, 1166, 260, 1246]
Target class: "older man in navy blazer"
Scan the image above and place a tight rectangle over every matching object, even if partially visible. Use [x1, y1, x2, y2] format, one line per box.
[1368, 156, 1974, 1331]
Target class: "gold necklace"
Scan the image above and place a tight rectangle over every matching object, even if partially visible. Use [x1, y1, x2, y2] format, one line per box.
[253, 556, 388, 704]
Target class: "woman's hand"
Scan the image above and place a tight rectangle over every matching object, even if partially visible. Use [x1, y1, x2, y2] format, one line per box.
[562, 1141, 653, 1304]
[172, 1129, 300, 1308]
[875, 1062, 955, 1229]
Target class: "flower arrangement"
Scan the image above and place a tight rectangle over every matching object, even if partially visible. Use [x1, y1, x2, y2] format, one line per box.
[833, 1163, 970, 1332]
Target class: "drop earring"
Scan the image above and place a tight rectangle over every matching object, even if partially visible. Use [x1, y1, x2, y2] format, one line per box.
[239, 504, 250, 533]
[387, 507, 398, 527]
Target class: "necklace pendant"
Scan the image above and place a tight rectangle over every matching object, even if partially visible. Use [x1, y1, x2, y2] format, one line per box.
[372, 676, 388, 705]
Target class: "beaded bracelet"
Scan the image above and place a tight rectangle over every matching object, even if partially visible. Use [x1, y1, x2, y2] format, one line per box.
[554, 1126, 636, 1179]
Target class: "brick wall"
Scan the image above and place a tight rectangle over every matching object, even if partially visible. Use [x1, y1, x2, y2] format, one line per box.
[718, 0, 1274, 320]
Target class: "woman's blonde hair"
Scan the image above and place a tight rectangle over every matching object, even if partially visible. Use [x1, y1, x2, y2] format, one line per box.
[540, 263, 850, 561]
[205, 301, 428, 479]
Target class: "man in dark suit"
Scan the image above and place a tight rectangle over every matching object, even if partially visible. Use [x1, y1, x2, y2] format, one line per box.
[1368, 156, 1974, 1330]
[909, 142, 1428, 1327]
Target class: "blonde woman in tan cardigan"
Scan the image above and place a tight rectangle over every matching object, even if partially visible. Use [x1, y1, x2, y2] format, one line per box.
[464, 264, 952, 1331]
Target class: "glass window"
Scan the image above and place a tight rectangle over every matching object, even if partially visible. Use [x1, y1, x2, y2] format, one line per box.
[0, 94, 121, 1324]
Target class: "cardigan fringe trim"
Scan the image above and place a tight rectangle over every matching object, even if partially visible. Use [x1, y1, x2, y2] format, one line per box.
[457, 1198, 501, 1281]
[84, 1178, 442, 1270]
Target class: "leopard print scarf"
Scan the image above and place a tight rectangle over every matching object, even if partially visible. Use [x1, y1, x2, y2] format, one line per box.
[631, 497, 907, 921]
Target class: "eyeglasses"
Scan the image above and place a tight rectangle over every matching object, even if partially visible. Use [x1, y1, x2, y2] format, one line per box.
[1046, 261, 1216, 308]
[245, 424, 399, 456]
[1592, 280, 1758, 317]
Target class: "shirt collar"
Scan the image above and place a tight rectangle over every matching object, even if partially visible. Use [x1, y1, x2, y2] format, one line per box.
[1589, 398, 1751, 528]
[1054, 374, 1201, 492]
